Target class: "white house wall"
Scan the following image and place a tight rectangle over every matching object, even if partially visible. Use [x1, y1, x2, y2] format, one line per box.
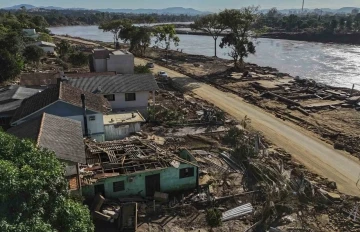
[67, 113, 105, 141]
[104, 122, 141, 141]
[107, 54, 134, 74]
[93, 58, 107, 72]
[109, 91, 149, 110]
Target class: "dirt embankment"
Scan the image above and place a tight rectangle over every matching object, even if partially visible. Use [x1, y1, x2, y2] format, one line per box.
[144, 48, 360, 160]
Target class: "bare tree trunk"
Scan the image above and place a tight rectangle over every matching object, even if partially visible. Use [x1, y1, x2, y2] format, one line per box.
[214, 37, 217, 57]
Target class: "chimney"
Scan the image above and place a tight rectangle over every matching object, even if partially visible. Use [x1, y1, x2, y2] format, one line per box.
[81, 94, 89, 137]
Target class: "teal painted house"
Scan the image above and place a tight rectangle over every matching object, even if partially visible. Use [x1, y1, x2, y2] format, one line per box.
[81, 141, 198, 199]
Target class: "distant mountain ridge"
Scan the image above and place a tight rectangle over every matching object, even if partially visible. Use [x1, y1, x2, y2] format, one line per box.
[2, 4, 211, 15]
[261, 7, 360, 14]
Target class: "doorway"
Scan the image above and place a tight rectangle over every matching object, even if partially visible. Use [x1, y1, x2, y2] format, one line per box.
[145, 174, 160, 197]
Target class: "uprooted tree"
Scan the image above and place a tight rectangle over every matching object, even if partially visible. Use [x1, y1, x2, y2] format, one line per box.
[219, 7, 258, 69]
[191, 13, 227, 57]
[0, 131, 94, 232]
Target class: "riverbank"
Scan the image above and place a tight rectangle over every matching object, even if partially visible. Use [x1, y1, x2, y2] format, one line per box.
[54, 34, 360, 161]
[142, 47, 360, 160]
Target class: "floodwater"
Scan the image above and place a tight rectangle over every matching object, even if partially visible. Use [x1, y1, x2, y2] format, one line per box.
[49, 25, 360, 89]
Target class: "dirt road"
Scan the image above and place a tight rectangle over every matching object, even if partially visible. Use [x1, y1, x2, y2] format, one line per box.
[136, 58, 360, 196]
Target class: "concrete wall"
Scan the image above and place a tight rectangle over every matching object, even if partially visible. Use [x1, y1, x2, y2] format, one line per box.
[107, 54, 134, 74]
[104, 122, 141, 141]
[93, 58, 107, 72]
[109, 92, 149, 110]
[82, 163, 198, 199]
[12, 101, 105, 141]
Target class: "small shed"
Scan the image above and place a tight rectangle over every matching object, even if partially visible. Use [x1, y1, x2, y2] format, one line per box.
[31, 41, 57, 53]
[103, 111, 145, 141]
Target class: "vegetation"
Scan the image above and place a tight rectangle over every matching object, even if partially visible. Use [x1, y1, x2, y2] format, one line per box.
[219, 7, 258, 68]
[205, 208, 222, 227]
[257, 7, 360, 33]
[56, 40, 72, 57]
[191, 13, 227, 57]
[0, 10, 52, 82]
[134, 65, 151, 74]
[0, 131, 94, 232]
[23, 45, 45, 64]
[68, 52, 89, 66]
[3, 9, 200, 27]
[120, 25, 152, 56]
[154, 24, 180, 63]
[99, 19, 132, 48]
[38, 32, 53, 42]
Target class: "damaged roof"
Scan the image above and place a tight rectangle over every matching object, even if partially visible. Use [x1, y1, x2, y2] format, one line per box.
[11, 82, 110, 123]
[84, 140, 197, 178]
[7, 113, 86, 163]
[68, 74, 159, 94]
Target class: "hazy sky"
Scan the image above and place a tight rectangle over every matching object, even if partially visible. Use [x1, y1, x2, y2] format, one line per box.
[0, 0, 359, 11]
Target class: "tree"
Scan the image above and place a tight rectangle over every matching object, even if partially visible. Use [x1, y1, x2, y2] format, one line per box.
[38, 33, 53, 42]
[346, 18, 353, 31]
[99, 19, 132, 48]
[56, 40, 72, 57]
[119, 25, 152, 56]
[339, 18, 346, 30]
[153, 24, 180, 63]
[68, 52, 89, 66]
[0, 50, 23, 82]
[23, 45, 45, 64]
[191, 14, 227, 57]
[0, 131, 94, 231]
[329, 19, 338, 32]
[219, 7, 258, 69]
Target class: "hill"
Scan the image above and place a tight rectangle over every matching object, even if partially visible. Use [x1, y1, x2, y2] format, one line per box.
[2, 5, 210, 15]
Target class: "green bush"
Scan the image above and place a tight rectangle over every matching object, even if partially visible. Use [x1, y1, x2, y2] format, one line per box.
[23, 45, 45, 63]
[134, 65, 151, 74]
[68, 52, 89, 66]
[206, 208, 222, 227]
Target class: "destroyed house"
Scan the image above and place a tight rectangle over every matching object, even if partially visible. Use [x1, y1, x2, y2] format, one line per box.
[11, 82, 111, 142]
[7, 113, 86, 190]
[81, 140, 198, 198]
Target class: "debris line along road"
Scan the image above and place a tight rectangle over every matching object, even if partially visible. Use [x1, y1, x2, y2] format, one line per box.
[135, 57, 360, 197]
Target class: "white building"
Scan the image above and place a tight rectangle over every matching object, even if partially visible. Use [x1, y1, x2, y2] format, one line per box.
[68, 74, 159, 115]
[31, 41, 57, 53]
[103, 111, 145, 141]
[92, 48, 134, 74]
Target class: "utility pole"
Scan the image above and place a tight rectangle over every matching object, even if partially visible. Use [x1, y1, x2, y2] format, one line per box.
[302, 0, 305, 12]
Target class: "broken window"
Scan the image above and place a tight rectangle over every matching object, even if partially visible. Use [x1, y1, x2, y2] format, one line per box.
[104, 94, 115, 101]
[125, 93, 136, 101]
[113, 181, 125, 192]
[179, 167, 194, 179]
